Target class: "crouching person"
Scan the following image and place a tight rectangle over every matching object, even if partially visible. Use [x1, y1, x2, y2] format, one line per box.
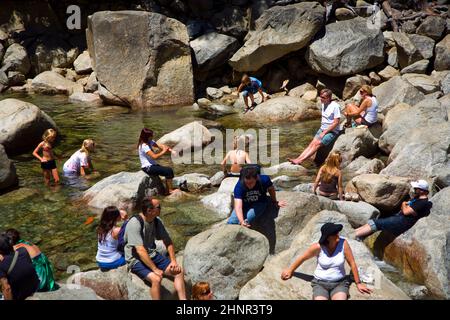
[124, 198, 186, 300]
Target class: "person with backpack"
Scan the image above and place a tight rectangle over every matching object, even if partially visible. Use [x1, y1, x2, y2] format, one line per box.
[354, 180, 433, 239]
[123, 198, 186, 300]
[227, 165, 287, 228]
[0, 234, 39, 300]
[96, 206, 128, 270]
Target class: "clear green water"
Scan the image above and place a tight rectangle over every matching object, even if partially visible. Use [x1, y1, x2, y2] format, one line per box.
[0, 92, 318, 280]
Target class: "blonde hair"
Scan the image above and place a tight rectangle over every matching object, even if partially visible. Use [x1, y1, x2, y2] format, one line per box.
[42, 129, 57, 142]
[232, 135, 250, 150]
[360, 84, 372, 96]
[80, 139, 95, 155]
[320, 151, 342, 184]
[192, 282, 212, 300]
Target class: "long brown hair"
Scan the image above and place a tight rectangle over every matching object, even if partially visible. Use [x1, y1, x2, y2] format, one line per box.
[97, 206, 121, 244]
[192, 282, 212, 300]
[137, 128, 154, 148]
[320, 152, 342, 184]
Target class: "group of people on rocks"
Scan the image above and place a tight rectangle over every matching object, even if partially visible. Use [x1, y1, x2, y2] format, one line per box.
[2, 76, 433, 301]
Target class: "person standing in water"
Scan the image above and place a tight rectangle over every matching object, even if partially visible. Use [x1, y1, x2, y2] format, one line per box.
[63, 139, 96, 177]
[32, 129, 60, 186]
[221, 135, 252, 177]
[138, 128, 179, 195]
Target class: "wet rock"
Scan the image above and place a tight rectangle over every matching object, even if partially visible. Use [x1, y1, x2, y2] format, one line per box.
[68, 92, 103, 106]
[242, 96, 320, 123]
[400, 59, 429, 75]
[416, 16, 446, 41]
[331, 127, 378, 168]
[31, 71, 83, 95]
[372, 76, 425, 114]
[190, 32, 239, 72]
[201, 103, 236, 116]
[240, 210, 409, 300]
[0, 144, 18, 191]
[87, 11, 194, 109]
[306, 17, 384, 76]
[1, 43, 30, 76]
[173, 173, 211, 192]
[183, 225, 269, 300]
[434, 34, 450, 72]
[200, 192, 232, 218]
[230, 2, 325, 72]
[73, 50, 92, 74]
[0, 98, 57, 155]
[348, 174, 410, 212]
[402, 73, 440, 94]
[83, 171, 166, 211]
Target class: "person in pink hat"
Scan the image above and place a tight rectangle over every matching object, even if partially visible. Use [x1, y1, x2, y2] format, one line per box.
[354, 180, 433, 239]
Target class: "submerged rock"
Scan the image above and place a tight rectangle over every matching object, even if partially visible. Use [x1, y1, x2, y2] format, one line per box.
[0, 144, 18, 191]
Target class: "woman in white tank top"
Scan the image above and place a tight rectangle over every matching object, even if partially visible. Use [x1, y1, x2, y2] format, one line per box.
[96, 206, 128, 270]
[344, 85, 378, 127]
[281, 223, 372, 300]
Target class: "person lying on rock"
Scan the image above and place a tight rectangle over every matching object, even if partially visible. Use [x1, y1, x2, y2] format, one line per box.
[227, 165, 287, 228]
[221, 135, 252, 177]
[281, 222, 372, 300]
[237, 74, 267, 113]
[123, 198, 186, 300]
[288, 88, 341, 165]
[344, 85, 378, 128]
[313, 151, 344, 200]
[354, 180, 432, 240]
[138, 128, 179, 195]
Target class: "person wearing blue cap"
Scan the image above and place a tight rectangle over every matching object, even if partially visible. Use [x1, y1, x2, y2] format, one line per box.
[355, 179, 433, 239]
[281, 222, 372, 300]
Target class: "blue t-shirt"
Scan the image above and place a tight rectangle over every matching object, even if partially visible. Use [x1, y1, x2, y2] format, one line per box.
[246, 77, 262, 91]
[233, 175, 273, 210]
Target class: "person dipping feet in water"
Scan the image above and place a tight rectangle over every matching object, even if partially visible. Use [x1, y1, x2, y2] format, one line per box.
[138, 128, 179, 195]
[32, 129, 60, 186]
[221, 135, 252, 177]
[237, 74, 267, 113]
[288, 89, 341, 165]
[63, 139, 97, 178]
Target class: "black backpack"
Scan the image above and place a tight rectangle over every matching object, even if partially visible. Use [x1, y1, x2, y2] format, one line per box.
[117, 215, 144, 254]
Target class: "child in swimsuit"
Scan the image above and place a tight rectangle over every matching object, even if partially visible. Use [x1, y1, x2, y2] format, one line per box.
[32, 129, 59, 186]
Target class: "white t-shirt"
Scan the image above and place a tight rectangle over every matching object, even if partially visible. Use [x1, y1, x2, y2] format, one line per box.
[63, 150, 89, 174]
[320, 101, 341, 134]
[138, 141, 158, 168]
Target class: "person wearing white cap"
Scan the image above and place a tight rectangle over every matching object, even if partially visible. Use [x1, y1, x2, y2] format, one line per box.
[354, 180, 433, 239]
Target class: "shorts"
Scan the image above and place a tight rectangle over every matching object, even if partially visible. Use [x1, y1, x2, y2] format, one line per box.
[130, 253, 171, 280]
[311, 277, 350, 299]
[97, 256, 126, 270]
[142, 164, 174, 179]
[360, 117, 376, 127]
[314, 129, 338, 146]
[41, 159, 57, 170]
[242, 87, 259, 97]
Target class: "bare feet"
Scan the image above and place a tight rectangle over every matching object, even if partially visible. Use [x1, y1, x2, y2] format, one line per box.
[287, 158, 301, 165]
[168, 188, 181, 195]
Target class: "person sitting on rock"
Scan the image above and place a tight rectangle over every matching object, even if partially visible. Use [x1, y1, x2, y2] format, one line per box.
[124, 198, 186, 300]
[221, 135, 252, 177]
[313, 151, 344, 200]
[138, 128, 179, 195]
[288, 88, 341, 165]
[63, 139, 97, 177]
[4, 229, 57, 292]
[354, 180, 432, 239]
[281, 222, 372, 300]
[344, 85, 378, 128]
[237, 74, 267, 113]
[227, 166, 287, 228]
[0, 234, 40, 300]
[191, 282, 214, 300]
[96, 206, 128, 271]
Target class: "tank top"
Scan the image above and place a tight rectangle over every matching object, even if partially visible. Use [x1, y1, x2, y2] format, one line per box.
[314, 237, 346, 282]
[96, 231, 122, 263]
[319, 175, 339, 193]
[363, 96, 378, 124]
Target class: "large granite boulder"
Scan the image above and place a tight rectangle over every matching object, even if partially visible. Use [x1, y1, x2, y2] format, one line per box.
[342, 156, 385, 183]
[0, 98, 57, 155]
[372, 76, 425, 114]
[27, 284, 101, 300]
[239, 210, 409, 300]
[262, 162, 309, 177]
[87, 11, 194, 109]
[173, 173, 211, 192]
[241, 96, 320, 123]
[73, 50, 93, 74]
[200, 191, 232, 218]
[211, 6, 249, 39]
[83, 171, 166, 211]
[348, 174, 411, 212]
[190, 32, 239, 72]
[0, 144, 18, 191]
[306, 17, 384, 76]
[416, 16, 446, 40]
[366, 187, 450, 299]
[31, 71, 83, 95]
[381, 123, 450, 187]
[183, 225, 269, 300]
[68, 92, 103, 106]
[402, 73, 441, 94]
[331, 127, 378, 167]
[406, 34, 435, 60]
[1, 43, 30, 76]
[392, 32, 425, 69]
[229, 2, 325, 72]
[434, 34, 450, 72]
[334, 200, 380, 228]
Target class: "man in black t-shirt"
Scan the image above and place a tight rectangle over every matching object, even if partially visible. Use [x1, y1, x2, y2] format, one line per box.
[355, 180, 433, 238]
[0, 235, 39, 300]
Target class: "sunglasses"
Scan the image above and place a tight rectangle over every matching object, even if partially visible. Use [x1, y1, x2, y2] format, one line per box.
[149, 205, 161, 210]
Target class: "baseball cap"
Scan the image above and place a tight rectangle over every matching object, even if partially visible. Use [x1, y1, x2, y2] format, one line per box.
[410, 180, 429, 191]
[319, 223, 343, 245]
